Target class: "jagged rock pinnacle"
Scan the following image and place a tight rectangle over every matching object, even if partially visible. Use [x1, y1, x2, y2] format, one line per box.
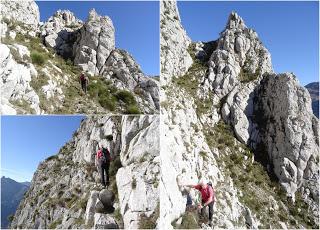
[226, 11, 247, 30]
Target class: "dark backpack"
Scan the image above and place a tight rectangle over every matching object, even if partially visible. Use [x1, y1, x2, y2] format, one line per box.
[207, 182, 215, 202]
[102, 148, 111, 161]
[97, 148, 110, 163]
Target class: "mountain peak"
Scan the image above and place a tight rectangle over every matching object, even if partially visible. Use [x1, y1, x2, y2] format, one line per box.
[88, 8, 100, 21]
[226, 11, 247, 30]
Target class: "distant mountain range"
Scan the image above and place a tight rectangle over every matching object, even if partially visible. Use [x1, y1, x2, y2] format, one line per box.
[1, 177, 30, 229]
[305, 82, 319, 118]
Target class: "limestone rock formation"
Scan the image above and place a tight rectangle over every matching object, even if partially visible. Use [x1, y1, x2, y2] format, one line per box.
[10, 115, 159, 229]
[160, 0, 319, 229]
[0, 0, 40, 30]
[101, 49, 160, 112]
[253, 73, 319, 201]
[116, 116, 160, 229]
[205, 11, 273, 100]
[160, 0, 193, 85]
[41, 10, 82, 58]
[0, 43, 40, 114]
[73, 9, 115, 76]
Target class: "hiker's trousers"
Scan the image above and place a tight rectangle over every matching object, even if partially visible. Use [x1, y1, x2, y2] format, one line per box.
[98, 161, 110, 187]
[201, 200, 214, 221]
[81, 81, 88, 93]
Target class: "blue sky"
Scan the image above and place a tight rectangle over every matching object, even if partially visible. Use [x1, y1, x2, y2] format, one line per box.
[178, 1, 319, 86]
[36, 1, 159, 76]
[1, 116, 84, 182]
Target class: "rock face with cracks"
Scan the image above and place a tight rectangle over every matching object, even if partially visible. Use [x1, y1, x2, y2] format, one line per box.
[160, 0, 192, 85]
[73, 9, 115, 76]
[253, 73, 319, 203]
[0, 43, 40, 114]
[160, 1, 319, 229]
[10, 115, 159, 229]
[0, 0, 40, 30]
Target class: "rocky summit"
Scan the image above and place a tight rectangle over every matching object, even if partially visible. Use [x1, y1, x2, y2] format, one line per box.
[160, 0, 319, 229]
[10, 115, 159, 229]
[0, 0, 159, 115]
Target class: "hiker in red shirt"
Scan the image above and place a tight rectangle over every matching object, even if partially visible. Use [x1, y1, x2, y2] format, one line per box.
[79, 73, 89, 94]
[184, 180, 215, 226]
[95, 144, 112, 187]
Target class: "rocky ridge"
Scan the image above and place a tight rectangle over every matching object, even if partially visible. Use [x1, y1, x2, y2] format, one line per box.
[0, 0, 159, 114]
[10, 115, 159, 229]
[160, 0, 319, 229]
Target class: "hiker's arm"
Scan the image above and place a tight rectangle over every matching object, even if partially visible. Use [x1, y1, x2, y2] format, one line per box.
[183, 184, 197, 188]
[203, 197, 213, 207]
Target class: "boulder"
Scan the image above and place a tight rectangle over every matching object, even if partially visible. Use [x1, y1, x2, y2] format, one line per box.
[99, 189, 115, 208]
[94, 213, 118, 229]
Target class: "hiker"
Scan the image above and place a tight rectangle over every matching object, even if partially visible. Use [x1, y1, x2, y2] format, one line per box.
[184, 180, 215, 226]
[95, 144, 112, 187]
[79, 73, 89, 94]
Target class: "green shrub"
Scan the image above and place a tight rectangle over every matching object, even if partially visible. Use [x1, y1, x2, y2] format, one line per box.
[48, 218, 63, 229]
[65, 194, 78, 208]
[114, 208, 122, 222]
[7, 214, 14, 223]
[30, 51, 46, 65]
[105, 134, 113, 141]
[179, 211, 199, 229]
[74, 218, 85, 226]
[138, 202, 159, 229]
[98, 96, 116, 111]
[138, 214, 156, 229]
[126, 105, 141, 114]
[199, 151, 208, 160]
[115, 90, 136, 104]
[66, 59, 73, 66]
[88, 77, 119, 111]
[45, 155, 58, 161]
[238, 67, 260, 83]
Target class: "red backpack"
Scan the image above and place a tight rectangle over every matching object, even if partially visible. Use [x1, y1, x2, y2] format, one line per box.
[96, 148, 111, 163]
